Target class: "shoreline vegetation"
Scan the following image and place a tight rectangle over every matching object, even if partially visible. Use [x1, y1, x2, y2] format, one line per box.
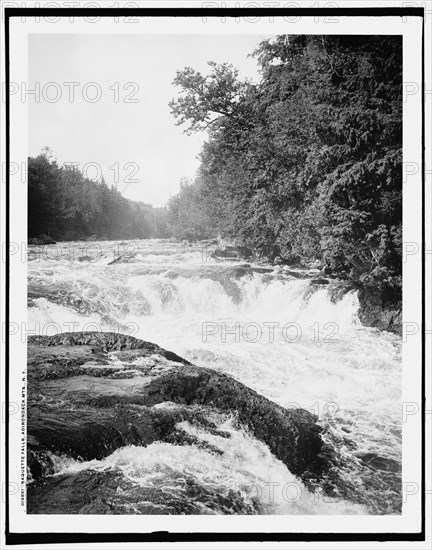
[28, 35, 402, 333]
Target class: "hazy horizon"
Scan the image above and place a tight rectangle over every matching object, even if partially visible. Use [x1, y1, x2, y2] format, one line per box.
[29, 33, 270, 207]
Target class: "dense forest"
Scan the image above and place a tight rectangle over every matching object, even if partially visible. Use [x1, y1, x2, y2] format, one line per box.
[28, 150, 169, 241]
[27, 35, 402, 326]
[167, 35, 402, 311]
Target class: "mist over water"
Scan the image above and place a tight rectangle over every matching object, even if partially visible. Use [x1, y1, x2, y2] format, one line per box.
[28, 239, 402, 514]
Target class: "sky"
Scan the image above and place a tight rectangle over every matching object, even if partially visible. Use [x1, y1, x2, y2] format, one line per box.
[28, 34, 272, 207]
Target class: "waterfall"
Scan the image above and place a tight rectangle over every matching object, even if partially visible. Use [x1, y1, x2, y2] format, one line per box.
[28, 239, 402, 514]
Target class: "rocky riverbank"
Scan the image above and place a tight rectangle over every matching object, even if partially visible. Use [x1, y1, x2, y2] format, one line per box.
[27, 332, 327, 514]
[27, 237, 402, 334]
[356, 288, 402, 334]
[207, 243, 402, 334]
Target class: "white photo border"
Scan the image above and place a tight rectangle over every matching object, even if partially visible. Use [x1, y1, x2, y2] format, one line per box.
[2, 2, 428, 545]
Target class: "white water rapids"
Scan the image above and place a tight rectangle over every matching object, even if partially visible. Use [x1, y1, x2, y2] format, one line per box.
[28, 239, 402, 514]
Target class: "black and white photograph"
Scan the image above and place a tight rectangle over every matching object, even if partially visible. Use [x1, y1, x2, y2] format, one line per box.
[1, 2, 429, 548]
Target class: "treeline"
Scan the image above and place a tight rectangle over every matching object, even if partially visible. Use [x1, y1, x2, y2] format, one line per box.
[28, 152, 169, 241]
[167, 36, 402, 302]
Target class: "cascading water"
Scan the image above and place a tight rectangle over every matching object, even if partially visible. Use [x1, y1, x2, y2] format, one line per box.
[28, 239, 401, 514]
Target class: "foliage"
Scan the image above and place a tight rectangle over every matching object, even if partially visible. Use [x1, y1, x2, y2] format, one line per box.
[169, 62, 252, 134]
[166, 177, 213, 241]
[28, 153, 169, 241]
[168, 35, 402, 300]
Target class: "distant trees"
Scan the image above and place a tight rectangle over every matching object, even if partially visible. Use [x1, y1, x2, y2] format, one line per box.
[168, 35, 402, 301]
[28, 153, 169, 241]
[166, 177, 214, 241]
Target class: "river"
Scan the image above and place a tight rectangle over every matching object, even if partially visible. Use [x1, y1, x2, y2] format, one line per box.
[27, 239, 402, 515]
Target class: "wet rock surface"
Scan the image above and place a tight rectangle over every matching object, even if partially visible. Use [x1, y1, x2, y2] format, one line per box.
[357, 288, 402, 334]
[211, 246, 253, 261]
[28, 234, 57, 245]
[27, 468, 259, 515]
[27, 332, 326, 514]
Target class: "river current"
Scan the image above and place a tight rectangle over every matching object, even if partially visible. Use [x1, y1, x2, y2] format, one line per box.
[27, 239, 402, 515]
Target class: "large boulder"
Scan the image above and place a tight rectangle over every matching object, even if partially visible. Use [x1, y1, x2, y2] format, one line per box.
[28, 234, 56, 245]
[27, 332, 326, 514]
[28, 238, 44, 245]
[311, 277, 329, 285]
[357, 288, 402, 333]
[38, 234, 56, 244]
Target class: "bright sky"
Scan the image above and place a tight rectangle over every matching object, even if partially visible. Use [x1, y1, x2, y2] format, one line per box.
[28, 34, 271, 207]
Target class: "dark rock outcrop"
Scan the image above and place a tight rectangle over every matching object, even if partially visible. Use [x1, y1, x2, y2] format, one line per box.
[357, 288, 402, 333]
[28, 234, 56, 245]
[211, 246, 252, 261]
[28, 238, 44, 245]
[311, 277, 329, 285]
[27, 332, 326, 514]
[27, 468, 259, 515]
